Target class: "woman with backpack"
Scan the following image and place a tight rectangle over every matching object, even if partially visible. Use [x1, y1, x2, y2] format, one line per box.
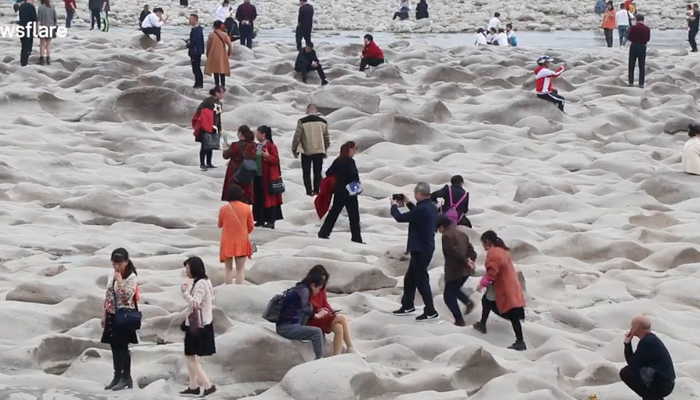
[253, 126, 283, 229]
[473, 231, 527, 351]
[222, 125, 257, 203]
[430, 175, 471, 227]
[218, 185, 254, 285]
[437, 215, 477, 327]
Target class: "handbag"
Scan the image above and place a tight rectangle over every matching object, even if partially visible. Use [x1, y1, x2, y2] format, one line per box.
[269, 177, 285, 195]
[186, 282, 205, 335]
[112, 281, 142, 331]
[202, 131, 221, 151]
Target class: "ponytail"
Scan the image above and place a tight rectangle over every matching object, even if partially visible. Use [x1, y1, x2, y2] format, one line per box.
[337, 141, 357, 160]
[480, 230, 509, 250]
[209, 86, 224, 96]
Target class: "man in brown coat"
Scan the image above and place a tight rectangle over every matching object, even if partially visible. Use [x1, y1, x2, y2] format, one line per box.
[437, 214, 476, 326]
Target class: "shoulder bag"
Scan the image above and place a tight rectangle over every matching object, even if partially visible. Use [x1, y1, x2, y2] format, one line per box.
[233, 143, 258, 183]
[267, 145, 285, 195]
[187, 281, 205, 335]
[112, 280, 142, 331]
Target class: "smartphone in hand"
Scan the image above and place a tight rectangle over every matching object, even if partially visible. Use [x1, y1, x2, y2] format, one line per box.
[392, 194, 405, 208]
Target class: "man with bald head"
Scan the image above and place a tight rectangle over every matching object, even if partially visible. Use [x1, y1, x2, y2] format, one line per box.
[620, 316, 675, 400]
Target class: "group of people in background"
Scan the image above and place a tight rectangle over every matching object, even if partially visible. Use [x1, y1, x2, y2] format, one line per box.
[474, 14, 518, 47]
[14, 0, 60, 66]
[392, 0, 429, 21]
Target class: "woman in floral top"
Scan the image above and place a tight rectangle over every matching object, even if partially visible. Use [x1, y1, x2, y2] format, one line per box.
[101, 248, 139, 391]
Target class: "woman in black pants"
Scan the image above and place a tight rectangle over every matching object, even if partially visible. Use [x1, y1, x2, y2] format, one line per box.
[192, 86, 224, 171]
[318, 141, 363, 243]
[101, 248, 139, 391]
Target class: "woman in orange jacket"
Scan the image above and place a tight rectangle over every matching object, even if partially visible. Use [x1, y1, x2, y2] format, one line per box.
[602, 1, 616, 47]
[218, 185, 254, 284]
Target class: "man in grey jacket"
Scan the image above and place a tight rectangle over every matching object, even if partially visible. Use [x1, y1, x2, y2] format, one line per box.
[292, 104, 330, 196]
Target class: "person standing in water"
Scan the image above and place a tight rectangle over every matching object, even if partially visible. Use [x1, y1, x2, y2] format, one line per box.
[627, 14, 649, 88]
[37, 0, 56, 65]
[296, 0, 314, 51]
[88, 0, 103, 30]
[205, 21, 232, 89]
[187, 14, 204, 89]
[18, 0, 37, 67]
[235, 0, 257, 49]
[192, 86, 224, 171]
[602, 1, 616, 47]
[64, 0, 76, 28]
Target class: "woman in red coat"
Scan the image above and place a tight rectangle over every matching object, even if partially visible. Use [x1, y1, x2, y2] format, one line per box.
[222, 125, 257, 204]
[253, 126, 283, 229]
[305, 265, 365, 357]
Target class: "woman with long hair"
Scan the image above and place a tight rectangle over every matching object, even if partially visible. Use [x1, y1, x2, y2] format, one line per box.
[193, 86, 224, 171]
[602, 1, 616, 48]
[305, 265, 365, 357]
[276, 272, 326, 360]
[180, 257, 217, 396]
[218, 185, 254, 284]
[253, 125, 283, 229]
[317, 141, 363, 243]
[222, 124, 257, 203]
[37, 0, 57, 65]
[205, 20, 233, 88]
[473, 231, 527, 351]
[101, 248, 139, 391]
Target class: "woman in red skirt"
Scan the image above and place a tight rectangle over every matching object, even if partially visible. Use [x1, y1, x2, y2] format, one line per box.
[305, 265, 365, 357]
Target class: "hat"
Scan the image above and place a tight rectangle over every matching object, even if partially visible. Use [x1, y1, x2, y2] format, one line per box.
[111, 248, 130, 263]
[537, 55, 553, 65]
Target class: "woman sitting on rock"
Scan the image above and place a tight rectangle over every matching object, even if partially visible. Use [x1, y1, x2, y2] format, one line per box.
[218, 185, 254, 285]
[101, 248, 139, 391]
[253, 125, 283, 229]
[305, 265, 365, 357]
[683, 124, 700, 175]
[473, 231, 527, 351]
[180, 257, 217, 396]
[276, 272, 326, 360]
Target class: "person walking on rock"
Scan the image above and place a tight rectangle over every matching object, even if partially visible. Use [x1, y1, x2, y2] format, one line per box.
[317, 141, 363, 243]
[360, 34, 384, 71]
[101, 248, 139, 391]
[179, 257, 217, 397]
[18, 0, 37, 67]
[391, 182, 439, 321]
[64, 0, 76, 28]
[295, 42, 329, 85]
[187, 14, 205, 89]
[534, 55, 567, 112]
[37, 0, 56, 65]
[628, 14, 649, 88]
[616, 3, 634, 46]
[619, 316, 675, 400]
[192, 86, 223, 170]
[222, 125, 257, 203]
[473, 231, 527, 351]
[688, 4, 699, 52]
[253, 125, 284, 229]
[437, 215, 476, 327]
[235, 0, 256, 49]
[292, 104, 329, 196]
[205, 20, 232, 89]
[602, 1, 615, 47]
[218, 185, 254, 285]
[296, 0, 313, 51]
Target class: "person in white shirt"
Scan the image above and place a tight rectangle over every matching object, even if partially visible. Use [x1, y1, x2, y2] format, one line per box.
[486, 27, 497, 44]
[474, 28, 488, 46]
[615, 3, 634, 46]
[496, 29, 509, 46]
[487, 12, 501, 31]
[141, 7, 166, 42]
[179, 257, 217, 397]
[506, 23, 518, 46]
[683, 124, 700, 175]
[214, 0, 232, 22]
[393, 0, 411, 20]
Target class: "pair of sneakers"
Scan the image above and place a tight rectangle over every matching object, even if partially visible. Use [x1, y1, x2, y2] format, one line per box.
[392, 307, 438, 321]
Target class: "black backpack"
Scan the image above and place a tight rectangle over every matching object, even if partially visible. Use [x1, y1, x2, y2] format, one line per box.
[233, 143, 257, 184]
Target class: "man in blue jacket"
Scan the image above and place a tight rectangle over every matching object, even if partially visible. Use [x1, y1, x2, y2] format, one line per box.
[187, 14, 204, 89]
[390, 182, 439, 321]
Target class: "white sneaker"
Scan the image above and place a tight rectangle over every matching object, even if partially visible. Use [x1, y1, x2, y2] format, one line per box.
[347, 347, 366, 358]
[158, 40, 166, 44]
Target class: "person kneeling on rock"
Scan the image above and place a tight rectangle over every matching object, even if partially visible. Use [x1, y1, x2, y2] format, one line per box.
[295, 42, 329, 85]
[360, 34, 385, 72]
[534, 55, 567, 112]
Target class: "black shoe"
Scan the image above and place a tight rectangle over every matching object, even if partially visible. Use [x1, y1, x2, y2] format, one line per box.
[302, 79, 307, 84]
[254, 222, 264, 227]
[180, 387, 200, 395]
[199, 165, 207, 171]
[317, 233, 329, 239]
[351, 239, 365, 244]
[473, 321, 487, 334]
[112, 377, 133, 391]
[193, 84, 204, 89]
[508, 340, 527, 351]
[464, 300, 475, 315]
[392, 307, 416, 315]
[263, 222, 275, 229]
[38, 56, 45, 65]
[638, 84, 644, 88]
[203, 385, 217, 396]
[321, 79, 329, 86]
[454, 320, 466, 327]
[206, 164, 216, 169]
[416, 311, 439, 321]
[46, 56, 50, 65]
[104, 375, 121, 390]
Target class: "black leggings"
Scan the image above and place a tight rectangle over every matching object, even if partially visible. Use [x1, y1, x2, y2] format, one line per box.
[110, 343, 131, 378]
[90, 8, 101, 30]
[604, 28, 613, 47]
[480, 295, 524, 342]
[360, 57, 384, 71]
[199, 142, 212, 166]
[537, 89, 565, 112]
[214, 73, 226, 88]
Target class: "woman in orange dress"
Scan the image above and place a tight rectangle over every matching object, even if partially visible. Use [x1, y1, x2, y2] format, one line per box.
[218, 185, 254, 284]
[222, 125, 257, 204]
[304, 265, 365, 357]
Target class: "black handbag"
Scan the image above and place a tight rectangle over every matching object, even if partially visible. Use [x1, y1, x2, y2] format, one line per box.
[113, 282, 142, 331]
[269, 177, 285, 195]
[202, 131, 221, 151]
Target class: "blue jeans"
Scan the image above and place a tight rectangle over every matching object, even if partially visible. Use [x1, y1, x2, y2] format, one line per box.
[443, 276, 472, 322]
[66, 9, 74, 28]
[618, 25, 629, 46]
[276, 323, 323, 359]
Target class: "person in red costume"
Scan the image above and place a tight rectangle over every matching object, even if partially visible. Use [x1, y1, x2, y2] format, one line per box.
[305, 265, 365, 357]
[360, 34, 384, 71]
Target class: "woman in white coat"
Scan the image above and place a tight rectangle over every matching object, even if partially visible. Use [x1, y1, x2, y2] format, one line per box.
[683, 124, 700, 175]
[180, 257, 217, 397]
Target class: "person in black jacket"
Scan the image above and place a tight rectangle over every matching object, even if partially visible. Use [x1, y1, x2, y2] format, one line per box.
[416, 0, 429, 20]
[295, 43, 329, 85]
[187, 14, 204, 89]
[430, 175, 471, 227]
[296, 0, 313, 51]
[18, 0, 37, 67]
[235, 0, 256, 48]
[139, 5, 149, 27]
[391, 182, 439, 321]
[88, 0, 104, 30]
[318, 141, 363, 244]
